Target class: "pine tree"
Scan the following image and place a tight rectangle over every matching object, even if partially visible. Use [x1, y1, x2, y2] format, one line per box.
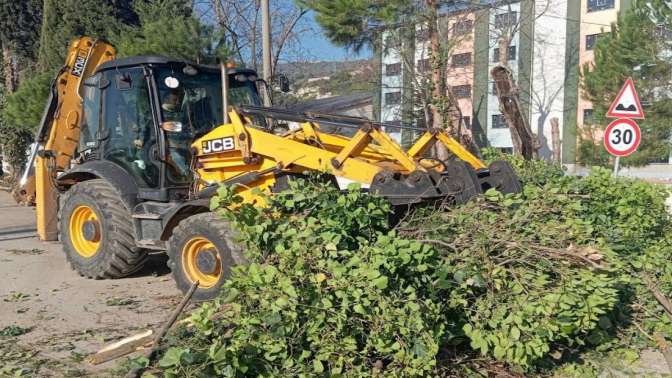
[0, 0, 42, 92]
[299, 0, 413, 51]
[581, 3, 672, 166]
[0, 0, 42, 60]
[38, 0, 139, 70]
[114, 0, 228, 64]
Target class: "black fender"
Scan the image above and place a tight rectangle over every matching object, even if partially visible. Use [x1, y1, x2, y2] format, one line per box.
[59, 160, 139, 210]
[159, 198, 211, 241]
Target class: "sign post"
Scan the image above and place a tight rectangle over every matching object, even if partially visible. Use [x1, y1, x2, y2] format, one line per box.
[604, 78, 645, 176]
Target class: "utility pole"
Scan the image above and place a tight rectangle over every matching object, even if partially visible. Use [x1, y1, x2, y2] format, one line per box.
[261, 0, 272, 106]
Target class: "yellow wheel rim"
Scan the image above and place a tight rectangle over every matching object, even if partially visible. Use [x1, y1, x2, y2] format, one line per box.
[182, 237, 222, 288]
[69, 205, 101, 258]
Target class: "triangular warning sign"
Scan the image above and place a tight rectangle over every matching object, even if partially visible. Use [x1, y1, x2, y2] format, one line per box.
[606, 77, 645, 119]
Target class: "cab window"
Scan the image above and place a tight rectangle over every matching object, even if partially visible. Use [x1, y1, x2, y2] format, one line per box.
[101, 68, 159, 188]
[80, 74, 101, 153]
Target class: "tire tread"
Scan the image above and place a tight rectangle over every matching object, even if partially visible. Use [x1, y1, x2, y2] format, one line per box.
[59, 179, 147, 279]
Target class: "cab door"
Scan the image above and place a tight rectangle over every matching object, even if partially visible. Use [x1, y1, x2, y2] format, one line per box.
[99, 68, 162, 191]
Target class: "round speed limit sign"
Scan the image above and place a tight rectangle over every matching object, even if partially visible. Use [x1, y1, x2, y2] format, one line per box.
[604, 118, 641, 157]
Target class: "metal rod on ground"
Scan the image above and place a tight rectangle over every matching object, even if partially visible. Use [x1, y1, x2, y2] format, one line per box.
[221, 63, 229, 124]
[261, 0, 272, 106]
[125, 280, 199, 378]
[613, 156, 620, 177]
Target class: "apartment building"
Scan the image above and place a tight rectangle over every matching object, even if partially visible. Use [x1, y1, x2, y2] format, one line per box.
[379, 0, 635, 165]
[380, 6, 479, 146]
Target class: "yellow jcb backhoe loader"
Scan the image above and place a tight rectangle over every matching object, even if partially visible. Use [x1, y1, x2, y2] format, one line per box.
[16, 37, 521, 300]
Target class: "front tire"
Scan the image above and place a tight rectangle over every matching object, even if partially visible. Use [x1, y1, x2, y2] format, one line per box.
[167, 213, 245, 301]
[60, 179, 147, 278]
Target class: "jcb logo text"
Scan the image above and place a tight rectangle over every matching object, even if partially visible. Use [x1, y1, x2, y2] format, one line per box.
[202, 137, 235, 154]
[71, 55, 87, 77]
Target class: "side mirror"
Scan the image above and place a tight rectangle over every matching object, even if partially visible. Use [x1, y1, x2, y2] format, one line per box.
[275, 74, 291, 93]
[161, 121, 183, 133]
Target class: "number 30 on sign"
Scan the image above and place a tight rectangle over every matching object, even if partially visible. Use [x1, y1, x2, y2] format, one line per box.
[603, 118, 641, 157]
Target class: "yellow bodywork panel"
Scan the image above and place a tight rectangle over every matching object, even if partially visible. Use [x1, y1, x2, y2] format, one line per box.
[33, 37, 116, 240]
[193, 110, 489, 205]
[407, 131, 487, 170]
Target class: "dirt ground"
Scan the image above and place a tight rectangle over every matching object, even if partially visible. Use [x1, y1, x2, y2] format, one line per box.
[0, 189, 184, 377]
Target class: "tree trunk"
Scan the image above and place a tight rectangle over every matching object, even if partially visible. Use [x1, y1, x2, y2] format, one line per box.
[499, 36, 511, 66]
[491, 65, 539, 160]
[2, 44, 17, 93]
[551, 117, 561, 164]
[1, 42, 18, 179]
[426, 0, 449, 160]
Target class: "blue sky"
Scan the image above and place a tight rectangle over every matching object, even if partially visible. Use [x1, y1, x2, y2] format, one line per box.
[194, 2, 371, 63]
[301, 12, 372, 62]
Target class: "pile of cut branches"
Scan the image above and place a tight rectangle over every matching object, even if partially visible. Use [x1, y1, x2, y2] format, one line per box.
[134, 157, 671, 377]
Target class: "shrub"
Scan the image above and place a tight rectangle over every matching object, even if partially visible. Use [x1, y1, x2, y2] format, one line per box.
[481, 147, 565, 187]
[1, 71, 52, 172]
[150, 161, 672, 376]
[158, 180, 447, 377]
[402, 186, 620, 368]
[567, 168, 669, 253]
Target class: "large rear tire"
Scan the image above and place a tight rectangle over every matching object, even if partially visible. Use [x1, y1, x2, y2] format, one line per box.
[60, 179, 147, 279]
[167, 213, 246, 301]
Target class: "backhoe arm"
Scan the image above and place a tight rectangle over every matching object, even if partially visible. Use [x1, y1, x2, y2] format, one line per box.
[16, 37, 115, 241]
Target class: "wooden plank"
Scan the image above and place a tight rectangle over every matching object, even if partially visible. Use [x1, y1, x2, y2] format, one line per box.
[88, 330, 154, 365]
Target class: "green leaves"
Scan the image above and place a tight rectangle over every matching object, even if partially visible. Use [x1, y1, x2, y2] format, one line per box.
[113, 0, 228, 64]
[170, 176, 442, 376]
[158, 347, 185, 368]
[157, 162, 672, 375]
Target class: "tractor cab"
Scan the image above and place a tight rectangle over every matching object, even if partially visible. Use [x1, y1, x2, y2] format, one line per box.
[79, 56, 264, 202]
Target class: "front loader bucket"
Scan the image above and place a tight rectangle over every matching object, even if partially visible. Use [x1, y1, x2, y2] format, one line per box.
[370, 160, 522, 206]
[477, 160, 523, 195]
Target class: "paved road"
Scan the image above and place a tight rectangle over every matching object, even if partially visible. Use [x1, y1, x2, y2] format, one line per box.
[0, 190, 181, 376]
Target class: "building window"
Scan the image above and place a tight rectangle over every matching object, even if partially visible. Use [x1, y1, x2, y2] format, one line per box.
[453, 20, 473, 36]
[583, 109, 594, 124]
[417, 58, 431, 73]
[462, 116, 471, 129]
[385, 63, 401, 76]
[451, 52, 472, 67]
[585, 33, 605, 50]
[587, 0, 614, 12]
[492, 114, 507, 129]
[416, 28, 430, 42]
[494, 11, 517, 29]
[385, 91, 402, 106]
[492, 46, 517, 62]
[452, 84, 472, 99]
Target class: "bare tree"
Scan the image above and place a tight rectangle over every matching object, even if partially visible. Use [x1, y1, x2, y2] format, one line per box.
[199, 0, 312, 75]
[488, 1, 554, 159]
[382, 5, 480, 146]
